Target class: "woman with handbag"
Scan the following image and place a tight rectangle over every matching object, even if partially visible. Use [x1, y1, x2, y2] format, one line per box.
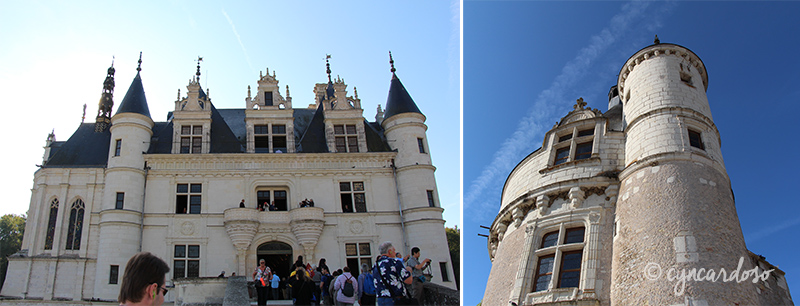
[253, 259, 272, 306]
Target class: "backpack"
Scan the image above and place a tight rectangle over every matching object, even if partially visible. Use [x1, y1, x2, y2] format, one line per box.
[342, 275, 355, 297]
[362, 272, 376, 295]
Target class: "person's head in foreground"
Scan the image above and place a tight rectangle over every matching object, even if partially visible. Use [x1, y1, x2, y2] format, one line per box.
[118, 252, 170, 306]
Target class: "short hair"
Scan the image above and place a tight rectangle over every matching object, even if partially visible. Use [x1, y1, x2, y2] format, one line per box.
[411, 247, 420, 255]
[118, 252, 170, 303]
[343, 266, 350, 272]
[378, 241, 393, 255]
[361, 263, 370, 272]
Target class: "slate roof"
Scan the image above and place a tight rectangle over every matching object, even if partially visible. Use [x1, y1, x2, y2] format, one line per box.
[44, 123, 111, 167]
[384, 74, 422, 119]
[115, 73, 151, 118]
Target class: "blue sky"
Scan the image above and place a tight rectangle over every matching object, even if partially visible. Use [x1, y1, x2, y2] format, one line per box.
[464, 1, 800, 305]
[0, 1, 460, 230]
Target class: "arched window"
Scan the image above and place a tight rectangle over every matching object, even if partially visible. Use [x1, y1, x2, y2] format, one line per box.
[44, 198, 59, 250]
[65, 199, 85, 250]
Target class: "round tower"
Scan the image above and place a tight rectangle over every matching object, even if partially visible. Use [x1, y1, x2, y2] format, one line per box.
[381, 53, 455, 289]
[93, 56, 154, 300]
[611, 40, 757, 305]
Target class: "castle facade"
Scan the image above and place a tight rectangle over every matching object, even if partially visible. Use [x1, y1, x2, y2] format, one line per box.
[482, 40, 793, 305]
[1, 55, 456, 302]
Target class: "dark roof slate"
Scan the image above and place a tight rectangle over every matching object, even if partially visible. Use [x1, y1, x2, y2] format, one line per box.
[365, 121, 392, 152]
[384, 74, 422, 119]
[115, 73, 151, 118]
[44, 123, 111, 168]
[297, 104, 329, 153]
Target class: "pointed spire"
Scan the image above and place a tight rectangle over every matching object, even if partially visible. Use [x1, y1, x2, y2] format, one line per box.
[389, 51, 396, 77]
[177, 89, 181, 101]
[354, 87, 358, 99]
[247, 85, 252, 98]
[95, 58, 116, 132]
[286, 85, 291, 98]
[115, 55, 151, 118]
[654, 35, 660, 45]
[137, 52, 142, 72]
[82, 104, 86, 123]
[195, 56, 203, 83]
[325, 54, 332, 83]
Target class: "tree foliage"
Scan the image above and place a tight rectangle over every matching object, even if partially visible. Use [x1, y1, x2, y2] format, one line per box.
[445, 225, 460, 289]
[0, 214, 25, 291]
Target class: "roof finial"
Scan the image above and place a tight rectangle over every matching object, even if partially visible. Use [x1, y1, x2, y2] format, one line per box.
[286, 85, 290, 97]
[136, 52, 142, 72]
[177, 89, 181, 101]
[325, 54, 332, 83]
[654, 35, 660, 45]
[82, 104, 87, 123]
[354, 87, 358, 99]
[195, 56, 203, 83]
[389, 51, 396, 75]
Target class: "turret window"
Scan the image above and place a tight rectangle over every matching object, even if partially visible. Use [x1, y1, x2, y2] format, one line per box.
[688, 129, 704, 150]
[533, 226, 585, 292]
[334, 125, 359, 153]
[427, 190, 436, 207]
[114, 139, 122, 156]
[418, 138, 426, 153]
[180, 125, 203, 154]
[115, 192, 124, 209]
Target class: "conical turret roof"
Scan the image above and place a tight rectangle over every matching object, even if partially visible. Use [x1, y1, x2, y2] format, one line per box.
[384, 74, 422, 119]
[115, 72, 151, 118]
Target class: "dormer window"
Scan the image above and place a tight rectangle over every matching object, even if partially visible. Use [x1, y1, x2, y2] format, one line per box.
[254, 124, 287, 153]
[264, 91, 273, 106]
[551, 126, 596, 166]
[180, 125, 203, 154]
[334, 125, 359, 153]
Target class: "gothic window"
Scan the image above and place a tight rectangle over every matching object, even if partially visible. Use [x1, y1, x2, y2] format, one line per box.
[256, 189, 288, 211]
[552, 127, 595, 166]
[334, 124, 359, 153]
[115, 192, 124, 209]
[65, 199, 85, 250]
[254, 124, 287, 153]
[688, 129, 704, 150]
[44, 198, 58, 250]
[418, 138, 426, 154]
[176, 184, 201, 214]
[340, 182, 366, 212]
[174, 245, 200, 279]
[180, 125, 203, 154]
[115, 139, 122, 156]
[532, 226, 585, 292]
[345, 242, 372, 278]
[427, 190, 436, 207]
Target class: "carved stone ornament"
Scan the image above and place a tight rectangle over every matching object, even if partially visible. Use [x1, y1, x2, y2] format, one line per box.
[496, 223, 508, 241]
[589, 212, 602, 224]
[512, 207, 524, 227]
[569, 187, 585, 209]
[349, 220, 364, 234]
[181, 221, 195, 236]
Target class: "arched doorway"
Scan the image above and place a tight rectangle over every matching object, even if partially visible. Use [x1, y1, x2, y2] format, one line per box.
[257, 241, 293, 281]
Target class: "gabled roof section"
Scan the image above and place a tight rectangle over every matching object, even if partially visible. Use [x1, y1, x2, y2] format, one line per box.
[147, 121, 173, 154]
[555, 97, 603, 128]
[115, 73, 151, 118]
[44, 123, 111, 167]
[384, 74, 422, 119]
[297, 104, 329, 153]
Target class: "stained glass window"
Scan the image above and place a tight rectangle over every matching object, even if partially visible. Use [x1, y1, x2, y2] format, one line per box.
[66, 199, 85, 250]
[44, 198, 58, 250]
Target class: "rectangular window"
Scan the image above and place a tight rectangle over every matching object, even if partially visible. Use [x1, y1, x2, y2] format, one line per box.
[254, 124, 287, 153]
[554, 147, 570, 165]
[558, 251, 583, 288]
[417, 138, 426, 153]
[334, 124, 359, 152]
[577, 129, 594, 137]
[264, 91, 273, 106]
[256, 189, 288, 211]
[180, 125, 203, 154]
[273, 125, 287, 153]
[340, 181, 366, 212]
[574, 142, 593, 160]
[427, 190, 436, 207]
[533, 255, 555, 292]
[114, 139, 122, 156]
[558, 134, 572, 142]
[115, 192, 124, 209]
[439, 262, 450, 282]
[176, 184, 201, 214]
[345, 242, 372, 278]
[564, 227, 585, 244]
[541, 231, 559, 248]
[174, 244, 200, 279]
[688, 129, 704, 150]
[109, 265, 119, 284]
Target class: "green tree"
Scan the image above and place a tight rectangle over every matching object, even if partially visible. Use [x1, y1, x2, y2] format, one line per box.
[445, 225, 460, 289]
[0, 214, 25, 291]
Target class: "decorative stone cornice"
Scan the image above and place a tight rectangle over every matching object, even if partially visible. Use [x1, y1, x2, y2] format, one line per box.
[618, 43, 708, 99]
[144, 152, 396, 172]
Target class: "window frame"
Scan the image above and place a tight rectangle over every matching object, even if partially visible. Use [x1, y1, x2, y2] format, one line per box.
[340, 181, 367, 212]
[174, 244, 200, 279]
[115, 192, 124, 209]
[256, 188, 289, 211]
[334, 124, 359, 153]
[418, 137, 426, 154]
[254, 123, 288, 153]
[180, 125, 203, 154]
[65, 198, 85, 250]
[688, 128, 704, 150]
[426, 190, 436, 207]
[551, 125, 596, 166]
[176, 183, 202, 214]
[109, 265, 119, 285]
[531, 225, 586, 292]
[345, 242, 372, 278]
[114, 139, 122, 156]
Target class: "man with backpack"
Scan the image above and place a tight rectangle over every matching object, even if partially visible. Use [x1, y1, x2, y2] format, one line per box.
[333, 266, 358, 306]
[358, 263, 377, 305]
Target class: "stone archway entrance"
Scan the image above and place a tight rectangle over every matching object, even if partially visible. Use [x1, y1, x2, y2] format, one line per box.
[257, 241, 293, 280]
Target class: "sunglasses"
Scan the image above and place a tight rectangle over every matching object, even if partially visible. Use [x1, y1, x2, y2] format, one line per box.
[160, 286, 169, 295]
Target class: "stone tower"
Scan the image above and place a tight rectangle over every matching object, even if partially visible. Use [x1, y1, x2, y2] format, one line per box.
[611, 41, 757, 304]
[93, 55, 154, 300]
[381, 53, 453, 283]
